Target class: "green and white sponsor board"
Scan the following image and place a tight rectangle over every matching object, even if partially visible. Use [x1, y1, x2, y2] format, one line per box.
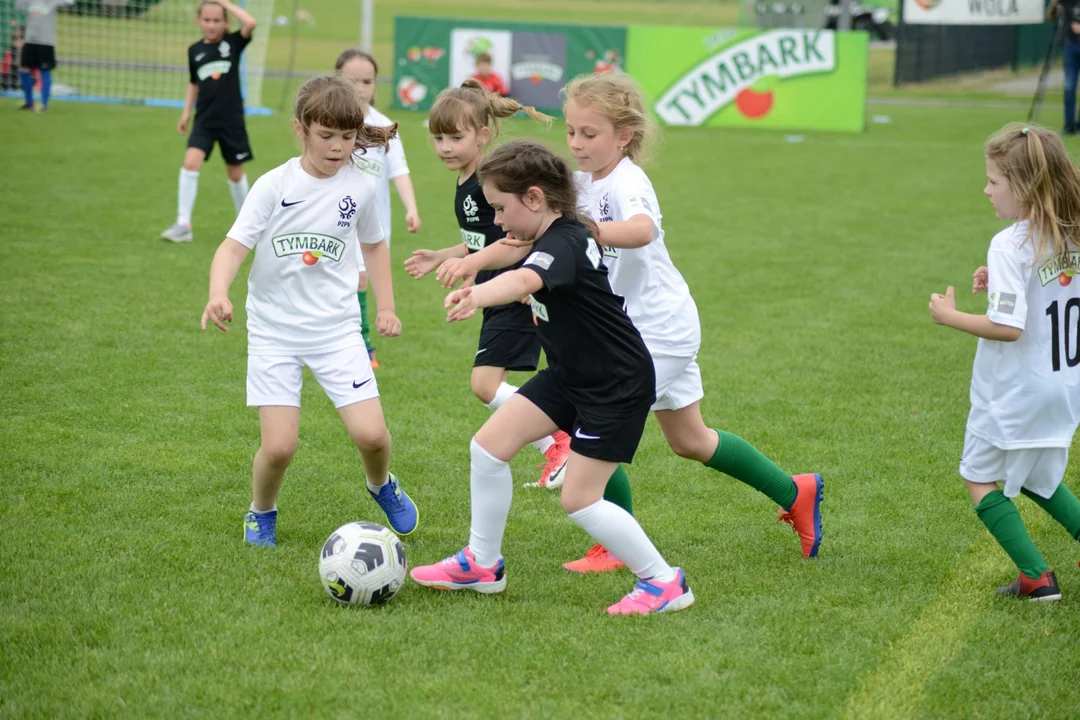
[626, 27, 868, 132]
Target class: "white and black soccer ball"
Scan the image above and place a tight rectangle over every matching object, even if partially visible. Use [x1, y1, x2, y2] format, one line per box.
[319, 521, 407, 606]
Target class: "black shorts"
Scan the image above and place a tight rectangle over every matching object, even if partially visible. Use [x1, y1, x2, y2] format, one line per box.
[517, 369, 652, 464]
[187, 121, 254, 165]
[474, 324, 541, 372]
[20, 43, 56, 70]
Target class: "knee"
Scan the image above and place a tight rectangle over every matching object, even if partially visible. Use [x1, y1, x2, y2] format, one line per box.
[353, 426, 390, 454]
[559, 482, 601, 515]
[226, 165, 244, 182]
[183, 158, 203, 172]
[667, 431, 714, 463]
[260, 441, 297, 468]
[471, 377, 497, 405]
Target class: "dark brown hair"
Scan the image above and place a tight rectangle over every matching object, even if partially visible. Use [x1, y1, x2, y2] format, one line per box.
[334, 48, 378, 75]
[477, 139, 599, 238]
[294, 74, 396, 154]
[428, 77, 551, 138]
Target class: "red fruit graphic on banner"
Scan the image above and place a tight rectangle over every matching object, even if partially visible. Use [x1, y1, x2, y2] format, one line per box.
[734, 76, 776, 119]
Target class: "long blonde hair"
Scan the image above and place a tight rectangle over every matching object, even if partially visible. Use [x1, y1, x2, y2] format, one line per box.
[561, 73, 658, 165]
[427, 78, 552, 139]
[294, 74, 396, 154]
[985, 122, 1080, 265]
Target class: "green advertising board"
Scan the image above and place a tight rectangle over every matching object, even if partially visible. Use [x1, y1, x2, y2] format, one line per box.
[392, 16, 626, 113]
[625, 27, 868, 132]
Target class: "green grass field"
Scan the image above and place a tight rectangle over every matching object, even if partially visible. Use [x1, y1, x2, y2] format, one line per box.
[3, 2, 1080, 716]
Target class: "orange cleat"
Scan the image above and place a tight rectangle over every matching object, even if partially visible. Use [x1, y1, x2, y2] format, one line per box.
[563, 543, 626, 574]
[536, 430, 570, 488]
[777, 473, 824, 558]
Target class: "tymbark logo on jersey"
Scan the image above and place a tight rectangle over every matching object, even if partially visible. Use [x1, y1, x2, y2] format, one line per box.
[1038, 252, 1080, 287]
[272, 233, 346, 266]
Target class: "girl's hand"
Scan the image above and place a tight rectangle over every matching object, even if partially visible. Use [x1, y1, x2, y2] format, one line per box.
[929, 286, 956, 324]
[201, 295, 233, 332]
[178, 111, 189, 134]
[497, 233, 532, 249]
[404, 249, 440, 279]
[376, 309, 401, 337]
[436, 257, 476, 289]
[405, 212, 421, 233]
[445, 287, 478, 322]
[972, 266, 989, 293]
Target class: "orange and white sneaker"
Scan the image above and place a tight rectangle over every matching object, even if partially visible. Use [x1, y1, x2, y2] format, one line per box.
[606, 568, 694, 616]
[777, 472, 824, 558]
[563, 543, 625, 574]
[368, 348, 380, 370]
[535, 430, 571, 489]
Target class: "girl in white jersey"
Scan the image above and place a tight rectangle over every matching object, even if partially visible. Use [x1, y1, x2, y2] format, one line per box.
[336, 49, 422, 369]
[200, 74, 418, 547]
[444, 73, 824, 573]
[929, 123, 1080, 602]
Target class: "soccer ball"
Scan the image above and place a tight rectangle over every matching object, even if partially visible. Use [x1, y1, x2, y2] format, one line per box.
[319, 521, 407, 606]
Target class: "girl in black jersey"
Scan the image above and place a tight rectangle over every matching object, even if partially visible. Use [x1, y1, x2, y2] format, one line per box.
[411, 140, 694, 616]
[161, 0, 256, 244]
[403, 81, 572, 487]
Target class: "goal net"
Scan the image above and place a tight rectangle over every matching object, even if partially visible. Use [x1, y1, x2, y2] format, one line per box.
[3, 0, 273, 111]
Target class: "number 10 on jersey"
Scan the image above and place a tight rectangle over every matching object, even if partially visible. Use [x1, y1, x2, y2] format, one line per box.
[1046, 299, 1080, 372]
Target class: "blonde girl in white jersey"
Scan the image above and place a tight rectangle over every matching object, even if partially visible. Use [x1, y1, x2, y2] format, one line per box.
[929, 122, 1080, 602]
[200, 74, 418, 548]
[335, 49, 422, 369]
[445, 73, 823, 573]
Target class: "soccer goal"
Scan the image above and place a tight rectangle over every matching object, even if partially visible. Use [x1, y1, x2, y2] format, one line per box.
[4, 0, 273, 111]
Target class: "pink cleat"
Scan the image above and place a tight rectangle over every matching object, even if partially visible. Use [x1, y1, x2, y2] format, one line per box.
[536, 430, 571, 489]
[410, 546, 506, 594]
[606, 568, 695, 616]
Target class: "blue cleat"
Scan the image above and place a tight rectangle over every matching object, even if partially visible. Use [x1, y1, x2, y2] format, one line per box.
[368, 473, 418, 535]
[244, 509, 277, 547]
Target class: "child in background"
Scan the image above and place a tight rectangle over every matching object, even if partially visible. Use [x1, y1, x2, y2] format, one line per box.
[470, 52, 507, 97]
[335, 48, 421, 369]
[161, 0, 256, 244]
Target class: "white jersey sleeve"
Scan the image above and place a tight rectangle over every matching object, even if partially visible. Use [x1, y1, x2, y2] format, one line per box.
[986, 232, 1033, 331]
[227, 170, 280, 249]
[385, 136, 409, 179]
[355, 191, 385, 245]
[612, 168, 661, 241]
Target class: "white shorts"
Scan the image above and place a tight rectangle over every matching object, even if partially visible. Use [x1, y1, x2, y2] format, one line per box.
[651, 353, 705, 412]
[959, 431, 1068, 500]
[247, 344, 378, 409]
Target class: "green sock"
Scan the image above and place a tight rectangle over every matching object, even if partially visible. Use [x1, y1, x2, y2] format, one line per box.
[975, 489, 1050, 580]
[357, 290, 372, 351]
[705, 430, 797, 510]
[1022, 484, 1080, 541]
[603, 465, 633, 516]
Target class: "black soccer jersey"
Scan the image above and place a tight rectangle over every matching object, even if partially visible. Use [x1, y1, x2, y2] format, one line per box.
[188, 30, 250, 128]
[520, 216, 655, 409]
[455, 173, 534, 331]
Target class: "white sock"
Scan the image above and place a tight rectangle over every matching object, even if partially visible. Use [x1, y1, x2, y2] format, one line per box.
[483, 381, 518, 411]
[366, 476, 388, 493]
[468, 438, 513, 567]
[228, 174, 249, 214]
[532, 435, 554, 454]
[249, 503, 277, 514]
[177, 168, 199, 226]
[568, 500, 677, 583]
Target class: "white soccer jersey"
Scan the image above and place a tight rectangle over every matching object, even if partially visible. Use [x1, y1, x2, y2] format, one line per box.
[967, 221, 1080, 449]
[574, 157, 700, 356]
[350, 106, 409, 244]
[227, 157, 384, 356]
